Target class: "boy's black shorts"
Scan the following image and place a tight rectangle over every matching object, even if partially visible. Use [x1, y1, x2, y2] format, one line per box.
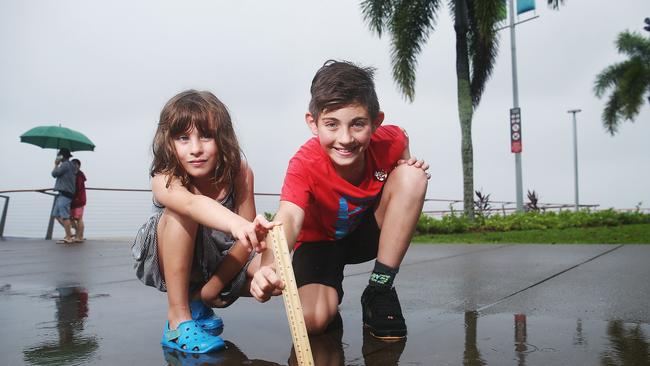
[292, 212, 380, 303]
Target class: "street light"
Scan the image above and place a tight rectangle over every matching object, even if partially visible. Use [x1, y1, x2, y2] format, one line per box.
[567, 109, 581, 211]
[508, 0, 524, 212]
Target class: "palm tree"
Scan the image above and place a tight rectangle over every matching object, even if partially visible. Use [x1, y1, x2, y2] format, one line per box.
[594, 27, 650, 135]
[361, 0, 563, 218]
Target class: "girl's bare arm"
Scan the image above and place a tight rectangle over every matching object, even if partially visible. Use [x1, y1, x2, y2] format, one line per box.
[152, 172, 270, 250]
[200, 162, 265, 305]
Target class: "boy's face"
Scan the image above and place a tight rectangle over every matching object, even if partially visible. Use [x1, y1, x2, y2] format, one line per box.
[306, 103, 384, 179]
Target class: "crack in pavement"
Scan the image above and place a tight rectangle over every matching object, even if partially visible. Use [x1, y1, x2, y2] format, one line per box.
[476, 244, 625, 312]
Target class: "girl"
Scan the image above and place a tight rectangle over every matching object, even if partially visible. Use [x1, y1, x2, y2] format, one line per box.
[132, 90, 275, 353]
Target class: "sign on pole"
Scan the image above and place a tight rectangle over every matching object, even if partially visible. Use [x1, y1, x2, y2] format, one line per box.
[510, 107, 522, 153]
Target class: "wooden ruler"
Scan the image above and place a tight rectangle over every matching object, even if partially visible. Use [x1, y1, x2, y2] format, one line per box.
[270, 225, 314, 366]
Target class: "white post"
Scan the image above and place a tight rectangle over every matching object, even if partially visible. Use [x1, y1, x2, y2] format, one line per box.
[567, 109, 581, 211]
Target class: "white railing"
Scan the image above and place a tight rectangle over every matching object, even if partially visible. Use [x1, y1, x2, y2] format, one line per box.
[3, 188, 644, 239]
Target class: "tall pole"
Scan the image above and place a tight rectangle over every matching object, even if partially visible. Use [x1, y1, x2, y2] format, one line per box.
[508, 0, 524, 212]
[568, 109, 581, 211]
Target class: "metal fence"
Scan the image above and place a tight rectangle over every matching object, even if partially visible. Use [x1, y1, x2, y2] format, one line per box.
[1, 187, 645, 240]
[421, 198, 601, 217]
[0, 188, 278, 240]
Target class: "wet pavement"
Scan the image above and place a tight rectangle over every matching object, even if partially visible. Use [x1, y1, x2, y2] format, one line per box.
[1, 239, 649, 365]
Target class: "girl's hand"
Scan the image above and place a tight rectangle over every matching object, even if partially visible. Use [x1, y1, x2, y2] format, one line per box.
[252, 215, 280, 252]
[398, 156, 431, 179]
[203, 295, 230, 308]
[231, 215, 278, 253]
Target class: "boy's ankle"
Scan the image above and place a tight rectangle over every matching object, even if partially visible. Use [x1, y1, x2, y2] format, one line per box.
[368, 261, 399, 288]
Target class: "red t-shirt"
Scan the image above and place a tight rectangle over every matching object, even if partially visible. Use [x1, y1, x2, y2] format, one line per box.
[71, 170, 87, 208]
[281, 125, 407, 249]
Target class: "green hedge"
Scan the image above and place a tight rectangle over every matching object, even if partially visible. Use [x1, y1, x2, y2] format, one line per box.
[416, 209, 650, 235]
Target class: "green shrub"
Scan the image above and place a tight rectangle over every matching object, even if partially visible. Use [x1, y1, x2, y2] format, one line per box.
[416, 209, 650, 235]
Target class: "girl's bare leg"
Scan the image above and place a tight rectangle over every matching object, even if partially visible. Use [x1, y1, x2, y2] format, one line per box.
[157, 209, 198, 329]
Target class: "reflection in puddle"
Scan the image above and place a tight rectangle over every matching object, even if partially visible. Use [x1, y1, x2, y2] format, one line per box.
[601, 320, 650, 365]
[464, 311, 487, 366]
[23, 286, 98, 366]
[574, 318, 587, 347]
[457, 311, 650, 366]
[362, 328, 406, 366]
[163, 341, 281, 366]
[286, 313, 406, 366]
[289, 321, 346, 366]
[513, 313, 535, 365]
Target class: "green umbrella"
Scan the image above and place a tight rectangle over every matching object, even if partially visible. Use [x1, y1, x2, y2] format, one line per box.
[20, 125, 95, 152]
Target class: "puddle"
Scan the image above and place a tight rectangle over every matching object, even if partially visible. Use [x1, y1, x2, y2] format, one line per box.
[4, 287, 649, 365]
[21, 286, 98, 366]
[395, 311, 650, 365]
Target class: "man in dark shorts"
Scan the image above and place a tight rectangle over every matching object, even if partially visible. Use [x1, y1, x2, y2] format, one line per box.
[51, 148, 76, 244]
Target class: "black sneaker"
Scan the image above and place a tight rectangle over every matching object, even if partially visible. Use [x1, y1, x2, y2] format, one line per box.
[361, 285, 407, 340]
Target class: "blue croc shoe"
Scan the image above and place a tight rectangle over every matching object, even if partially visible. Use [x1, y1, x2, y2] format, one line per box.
[190, 300, 224, 335]
[161, 320, 225, 354]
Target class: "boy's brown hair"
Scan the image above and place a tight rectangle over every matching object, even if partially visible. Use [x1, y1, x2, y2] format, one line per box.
[308, 60, 380, 122]
[150, 90, 241, 191]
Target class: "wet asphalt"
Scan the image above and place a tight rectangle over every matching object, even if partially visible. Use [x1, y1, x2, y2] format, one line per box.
[1, 238, 649, 365]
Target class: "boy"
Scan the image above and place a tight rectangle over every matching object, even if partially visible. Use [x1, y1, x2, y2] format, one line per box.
[70, 158, 87, 243]
[251, 60, 429, 340]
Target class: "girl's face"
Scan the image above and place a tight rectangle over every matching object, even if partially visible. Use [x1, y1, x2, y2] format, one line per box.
[173, 126, 218, 180]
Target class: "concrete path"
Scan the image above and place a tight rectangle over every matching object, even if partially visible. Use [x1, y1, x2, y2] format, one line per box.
[1, 238, 649, 365]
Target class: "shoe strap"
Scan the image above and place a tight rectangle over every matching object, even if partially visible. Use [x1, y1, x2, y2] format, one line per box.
[164, 327, 181, 342]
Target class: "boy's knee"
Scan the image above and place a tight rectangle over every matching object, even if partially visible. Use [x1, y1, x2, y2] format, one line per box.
[390, 164, 428, 195]
[303, 311, 332, 335]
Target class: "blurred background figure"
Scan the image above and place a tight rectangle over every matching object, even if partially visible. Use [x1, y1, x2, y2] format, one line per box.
[51, 148, 76, 244]
[23, 286, 98, 365]
[71, 159, 87, 243]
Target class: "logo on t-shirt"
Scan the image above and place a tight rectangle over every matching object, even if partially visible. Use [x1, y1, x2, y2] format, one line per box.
[334, 195, 375, 239]
[374, 169, 388, 182]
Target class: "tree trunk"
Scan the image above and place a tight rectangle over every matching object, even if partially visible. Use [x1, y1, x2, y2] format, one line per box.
[454, 0, 475, 219]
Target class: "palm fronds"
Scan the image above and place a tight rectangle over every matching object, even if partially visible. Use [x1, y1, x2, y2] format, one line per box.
[594, 30, 650, 134]
[361, 0, 442, 101]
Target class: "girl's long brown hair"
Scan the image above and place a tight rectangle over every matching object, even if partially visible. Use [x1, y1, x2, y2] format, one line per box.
[150, 90, 241, 192]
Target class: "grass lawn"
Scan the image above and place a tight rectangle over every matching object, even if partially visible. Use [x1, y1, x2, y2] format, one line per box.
[413, 223, 650, 244]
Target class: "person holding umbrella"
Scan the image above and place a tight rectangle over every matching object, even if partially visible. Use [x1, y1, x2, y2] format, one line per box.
[20, 124, 95, 242]
[51, 148, 76, 244]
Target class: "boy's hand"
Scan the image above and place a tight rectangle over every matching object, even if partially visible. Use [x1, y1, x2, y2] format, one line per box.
[398, 156, 431, 179]
[250, 266, 284, 302]
[231, 215, 278, 253]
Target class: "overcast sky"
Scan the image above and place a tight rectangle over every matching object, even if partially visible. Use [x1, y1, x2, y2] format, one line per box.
[1, 0, 649, 212]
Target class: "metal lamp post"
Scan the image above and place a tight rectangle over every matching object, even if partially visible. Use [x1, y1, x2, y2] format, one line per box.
[567, 109, 581, 211]
[508, 0, 524, 212]
[504, 1, 540, 212]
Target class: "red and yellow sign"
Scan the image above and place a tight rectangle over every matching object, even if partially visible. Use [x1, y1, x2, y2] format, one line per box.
[510, 108, 522, 153]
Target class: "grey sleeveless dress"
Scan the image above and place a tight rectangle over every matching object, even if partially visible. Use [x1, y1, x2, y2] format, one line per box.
[131, 188, 254, 306]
